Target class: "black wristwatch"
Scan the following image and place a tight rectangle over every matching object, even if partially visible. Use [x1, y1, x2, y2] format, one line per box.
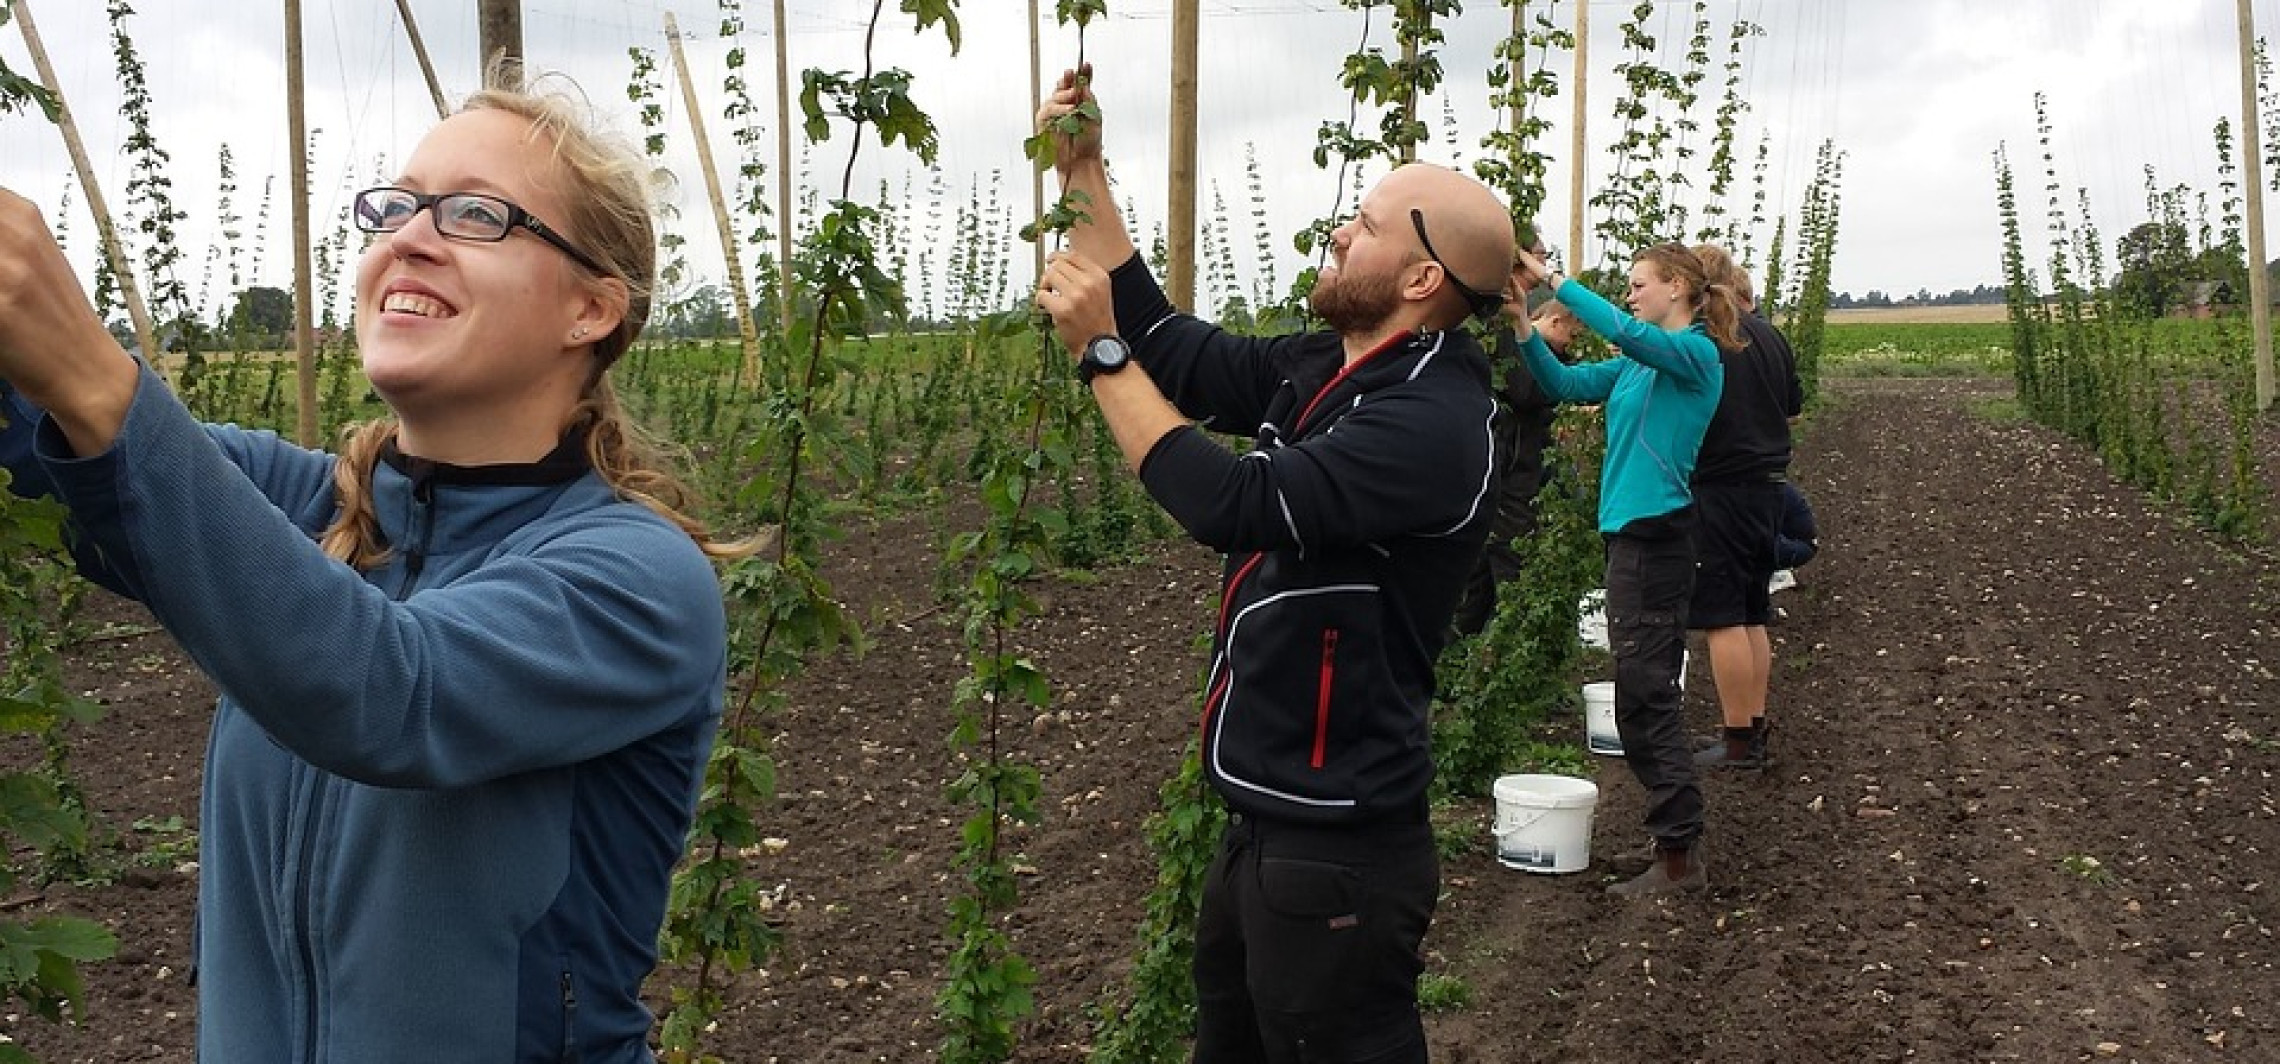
[1078, 334, 1132, 384]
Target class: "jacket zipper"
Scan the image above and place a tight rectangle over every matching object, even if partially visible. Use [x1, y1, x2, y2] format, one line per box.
[1310, 629, 1339, 768]
[294, 765, 328, 1062]
[561, 969, 581, 1062]
[288, 462, 431, 1058]
[395, 462, 437, 598]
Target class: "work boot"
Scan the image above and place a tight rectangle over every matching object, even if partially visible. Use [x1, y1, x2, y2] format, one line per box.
[1694, 720, 1767, 769]
[1608, 840, 1660, 876]
[1607, 839, 1707, 896]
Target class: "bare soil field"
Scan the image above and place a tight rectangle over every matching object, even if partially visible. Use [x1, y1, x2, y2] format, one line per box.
[8, 375, 2280, 1063]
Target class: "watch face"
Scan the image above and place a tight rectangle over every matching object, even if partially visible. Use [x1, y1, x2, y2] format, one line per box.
[1086, 336, 1130, 372]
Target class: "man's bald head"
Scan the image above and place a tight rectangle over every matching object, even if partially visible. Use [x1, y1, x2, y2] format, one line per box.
[1374, 163, 1517, 326]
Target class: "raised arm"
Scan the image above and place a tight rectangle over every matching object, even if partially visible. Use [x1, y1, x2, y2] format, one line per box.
[0, 190, 140, 457]
[1553, 279, 1719, 391]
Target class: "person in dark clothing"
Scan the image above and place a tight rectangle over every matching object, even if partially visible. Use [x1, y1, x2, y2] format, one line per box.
[1448, 298, 1579, 639]
[1773, 480, 1818, 571]
[1033, 64, 1512, 1064]
[1686, 244, 1804, 770]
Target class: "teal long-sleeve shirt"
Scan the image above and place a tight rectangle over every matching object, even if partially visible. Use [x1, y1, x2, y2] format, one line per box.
[1519, 277, 1723, 535]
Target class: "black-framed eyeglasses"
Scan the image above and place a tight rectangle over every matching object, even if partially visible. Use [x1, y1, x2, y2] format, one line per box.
[1409, 208, 1503, 320]
[353, 186, 609, 276]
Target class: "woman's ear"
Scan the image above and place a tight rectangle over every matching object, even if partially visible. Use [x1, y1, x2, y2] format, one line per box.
[567, 275, 630, 348]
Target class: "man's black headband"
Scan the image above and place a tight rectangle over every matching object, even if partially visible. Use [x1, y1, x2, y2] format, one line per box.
[1410, 207, 1504, 320]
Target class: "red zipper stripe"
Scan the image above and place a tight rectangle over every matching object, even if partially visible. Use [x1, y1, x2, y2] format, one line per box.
[1311, 628, 1340, 768]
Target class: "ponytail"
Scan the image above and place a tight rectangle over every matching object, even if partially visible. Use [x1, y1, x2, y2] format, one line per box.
[1699, 281, 1745, 353]
[1689, 242, 1750, 352]
[320, 420, 398, 570]
[573, 377, 760, 561]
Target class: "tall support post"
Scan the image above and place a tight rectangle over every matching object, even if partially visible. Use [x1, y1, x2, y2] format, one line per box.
[1029, 0, 1045, 277]
[1508, 0, 1527, 133]
[1508, 1, 1529, 244]
[1167, 0, 1199, 312]
[664, 13, 763, 385]
[285, 0, 318, 444]
[773, 0, 793, 331]
[479, 0, 522, 73]
[1398, 17, 1419, 164]
[1567, 0, 1588, 270]
[393, 0, 449, 119]
[2238, 0, 2275, 410]
[13, 0, 157, 363]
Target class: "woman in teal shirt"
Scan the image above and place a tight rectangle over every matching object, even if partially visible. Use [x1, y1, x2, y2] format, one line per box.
[1511, 243, 1741, 895]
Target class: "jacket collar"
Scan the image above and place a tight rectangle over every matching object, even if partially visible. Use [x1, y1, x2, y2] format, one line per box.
[1291, 328, 1490, 433]
[379, 425, 594, 490]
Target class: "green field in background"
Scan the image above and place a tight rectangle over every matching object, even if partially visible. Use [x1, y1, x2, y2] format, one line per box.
[1820, 317, 2256, 378]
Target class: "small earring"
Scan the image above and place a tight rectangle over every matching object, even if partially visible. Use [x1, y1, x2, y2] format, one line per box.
[573, 328, 588, 340]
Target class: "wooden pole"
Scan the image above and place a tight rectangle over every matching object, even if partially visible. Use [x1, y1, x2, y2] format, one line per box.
[1508, 1, 1527, 134]
[13, 0, 158, 362]
[1567, 0, 1589, 271]
[1167, 0, 1198, 312]
[773, 0, 793, 331]
[478, 0, 522, 74]
[1029, 0, 1044, 276]
[286, 0, 318, 445]
[1509, 1, 1529, 246]
[665, 13, 762, 384]
[1398, 17, 1419, 165]
[392, 0, 449, 119]
[2237, 0, 2275, 410]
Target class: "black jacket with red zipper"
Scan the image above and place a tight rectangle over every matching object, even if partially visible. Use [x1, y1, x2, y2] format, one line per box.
[1107, 253, 1498, 826]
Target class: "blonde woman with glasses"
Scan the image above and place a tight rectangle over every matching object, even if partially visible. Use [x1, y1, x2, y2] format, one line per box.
[0, 71, 745, 1062]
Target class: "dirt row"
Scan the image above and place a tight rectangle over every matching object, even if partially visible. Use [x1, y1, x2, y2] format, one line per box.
[8, 376, 2280, 1063]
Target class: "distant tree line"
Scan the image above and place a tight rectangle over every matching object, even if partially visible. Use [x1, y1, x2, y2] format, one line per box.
[1832, 218, 2280, 317]
[1829, 284, 2008, 309]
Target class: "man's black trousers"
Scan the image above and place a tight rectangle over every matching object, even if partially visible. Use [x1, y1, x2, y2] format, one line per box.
[1191, 811, 1437, 1063]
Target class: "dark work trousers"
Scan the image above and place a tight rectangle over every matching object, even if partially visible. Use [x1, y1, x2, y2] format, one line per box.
[1191, 811, 1438, 1064]
[1605, 522, 1704, 850]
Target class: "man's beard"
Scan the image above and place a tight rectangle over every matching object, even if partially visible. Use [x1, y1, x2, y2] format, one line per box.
[1309, 263, 1403, 336]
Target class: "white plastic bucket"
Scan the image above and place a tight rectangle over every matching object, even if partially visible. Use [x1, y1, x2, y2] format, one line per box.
[1576, 589, 1608, 649]
[1581, 681, 1621, 755]
[1582, 650, 1687, 756]
[1490, 773, 1599, 874]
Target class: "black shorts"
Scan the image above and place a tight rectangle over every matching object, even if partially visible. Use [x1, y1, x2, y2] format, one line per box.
[1688, 481, 1782, 628]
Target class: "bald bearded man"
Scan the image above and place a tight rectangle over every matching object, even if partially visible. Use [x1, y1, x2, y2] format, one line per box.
[1034, 64, 1513, 1064]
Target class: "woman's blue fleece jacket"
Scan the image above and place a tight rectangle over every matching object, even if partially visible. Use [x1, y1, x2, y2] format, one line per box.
[2, 367, 724, 1063]
[1519, 278, 1723, 534]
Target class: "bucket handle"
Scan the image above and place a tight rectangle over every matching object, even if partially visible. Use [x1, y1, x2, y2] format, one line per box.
[1492, 805, 1556, 839]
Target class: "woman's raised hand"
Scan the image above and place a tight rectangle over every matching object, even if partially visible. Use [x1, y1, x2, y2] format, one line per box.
[0, 187, 140, 453]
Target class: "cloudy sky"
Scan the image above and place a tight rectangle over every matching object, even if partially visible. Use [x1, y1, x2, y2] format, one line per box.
[0, 0, 2261, 320]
